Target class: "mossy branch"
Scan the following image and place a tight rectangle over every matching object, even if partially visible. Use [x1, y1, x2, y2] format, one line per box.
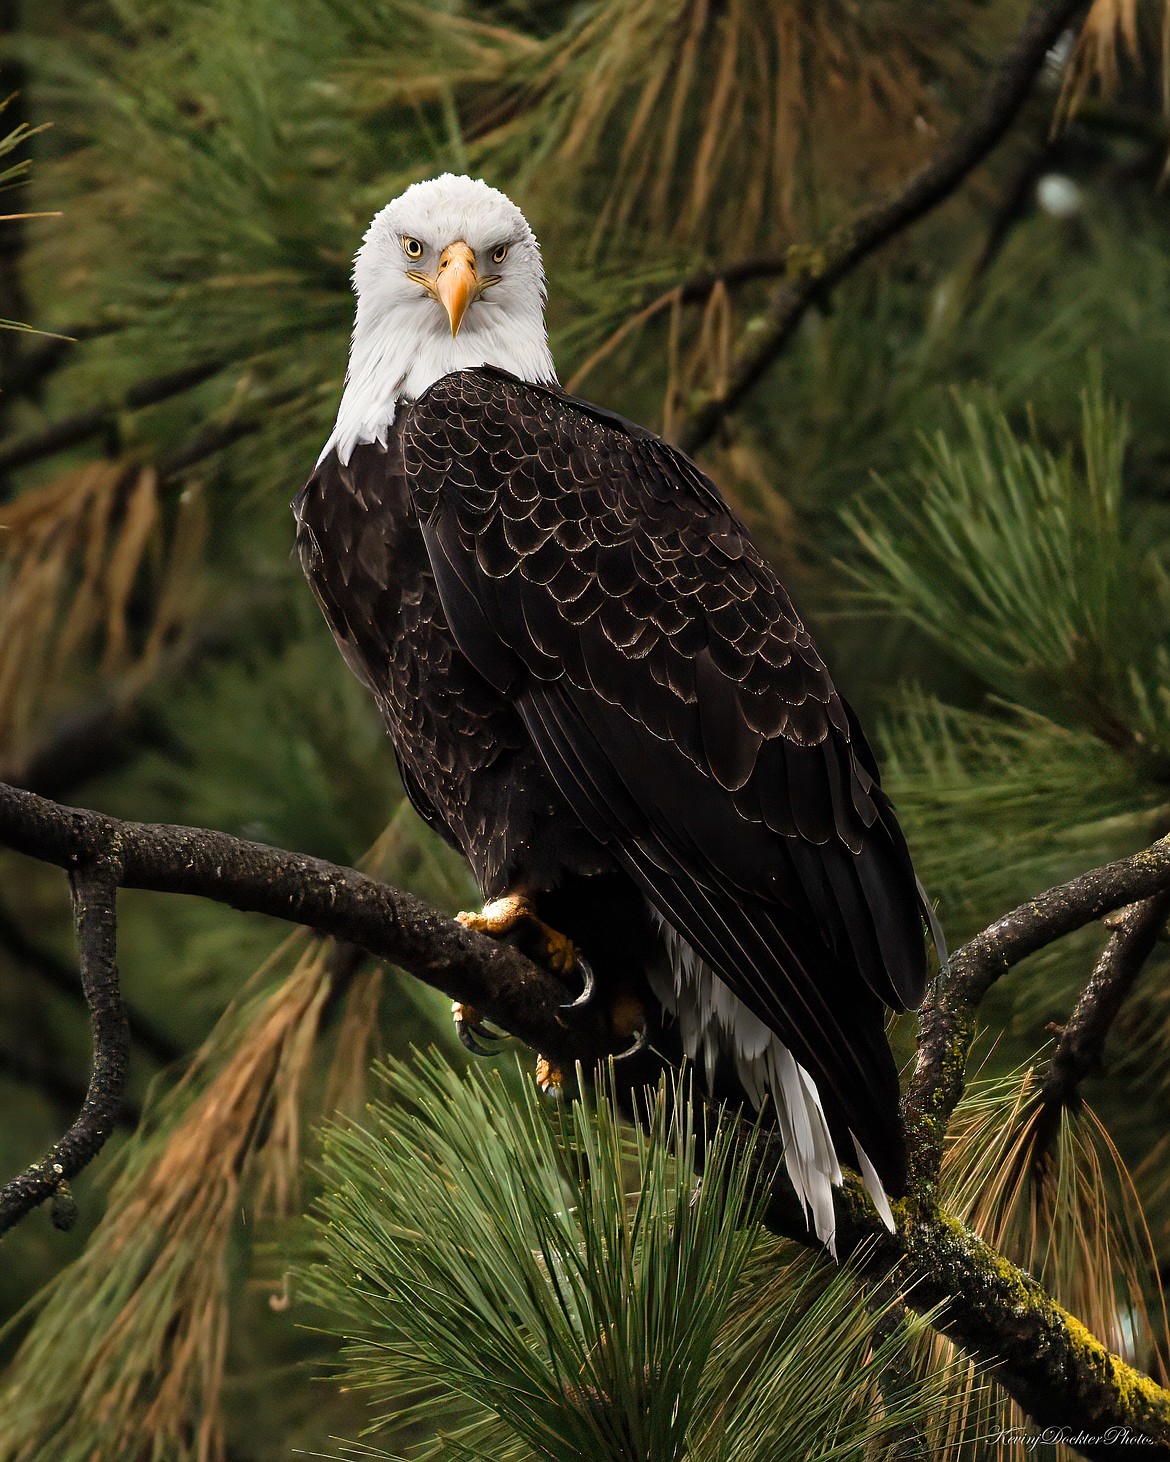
[2, 777, 1170, 1451]
[856, 1204, 1170, 1455]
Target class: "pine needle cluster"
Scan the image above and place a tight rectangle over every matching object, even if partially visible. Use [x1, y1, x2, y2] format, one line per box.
[303, 1054, 959, 1461]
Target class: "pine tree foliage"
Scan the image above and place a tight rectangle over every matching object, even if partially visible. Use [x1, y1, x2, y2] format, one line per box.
[304, 1055, 959, 1461]
[845, 386, 1170, 1224]
[848, 383, 1151, 736]
[0, 922, 420, 1462]
[846, 384, 1170, 1259]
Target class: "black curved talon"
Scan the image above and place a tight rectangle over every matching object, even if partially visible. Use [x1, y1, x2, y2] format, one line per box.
[559, 955, 597, 1015]
[611, 1024, 649, 1063]
[458, 1023, 503, 1058]
[453, 999, 507, 1057]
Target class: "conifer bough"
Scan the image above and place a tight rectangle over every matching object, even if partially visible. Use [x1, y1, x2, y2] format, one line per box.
[677, 0, 1088, 455]
[0, 776, 1169, 1454]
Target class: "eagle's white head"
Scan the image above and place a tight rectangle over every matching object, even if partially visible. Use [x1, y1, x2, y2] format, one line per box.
[322, 174, 557, 465]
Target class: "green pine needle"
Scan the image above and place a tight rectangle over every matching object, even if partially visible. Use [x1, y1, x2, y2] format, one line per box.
[844, 379, 1150, 721]
[304, 1055, 765, 1462]
[878, 690, 1166, 933]
[302, 1053, 962, 1461]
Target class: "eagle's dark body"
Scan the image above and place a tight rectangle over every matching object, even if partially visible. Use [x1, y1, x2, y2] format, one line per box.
[294, 367, 930, 1199]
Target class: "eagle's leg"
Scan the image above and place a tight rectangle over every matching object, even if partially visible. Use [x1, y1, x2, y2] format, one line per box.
[456, 894, 591, 1094]
[456, 894, 581, 979]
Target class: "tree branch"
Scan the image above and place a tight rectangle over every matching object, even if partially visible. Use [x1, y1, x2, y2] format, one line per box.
[0, 360, 226, 474]
[2, 777, 1170, 1447]
[674, 0, 1086, 455]
[0, 856, 128, 1234]
[756, 1148, 1170, 1455]
[0, 780, 614, 1073]
[903, 834, 1170, 1199]
[1031, 889, 1170, 1160]
[841, 1202, 1170, 1455]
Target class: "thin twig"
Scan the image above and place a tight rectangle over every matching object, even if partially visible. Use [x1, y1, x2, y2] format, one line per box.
[0, 360, 226, 473]
[675, 0, 1086, 455]
[0, 857, 128, 1233]
[1031, 889, 1170, 1161]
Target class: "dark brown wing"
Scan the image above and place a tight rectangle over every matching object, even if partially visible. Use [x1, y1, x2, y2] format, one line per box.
[293, 438, 525, 856]
[402, 367, 931, 1190]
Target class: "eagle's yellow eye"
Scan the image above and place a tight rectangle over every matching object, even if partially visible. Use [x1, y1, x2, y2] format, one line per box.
[491, 244, 509, 265]
[402, 236, 423, 260]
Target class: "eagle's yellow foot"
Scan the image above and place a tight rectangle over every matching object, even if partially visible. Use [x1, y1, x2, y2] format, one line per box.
[535, 1054, 565, 1099]
[451, 999, 504, 1057]
[457, 895, 582, 980]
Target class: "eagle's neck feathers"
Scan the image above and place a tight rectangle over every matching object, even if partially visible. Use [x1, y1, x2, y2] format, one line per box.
[321, 292, 557, 467]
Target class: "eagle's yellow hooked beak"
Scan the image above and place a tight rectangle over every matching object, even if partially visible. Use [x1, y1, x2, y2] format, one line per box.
[434, 240, 478, 337]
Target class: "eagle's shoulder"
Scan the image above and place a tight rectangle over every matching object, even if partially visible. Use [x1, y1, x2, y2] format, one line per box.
[408, 366, 731, 523]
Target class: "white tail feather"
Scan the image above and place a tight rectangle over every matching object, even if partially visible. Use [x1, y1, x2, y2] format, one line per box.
[647, 908, 895, 1254]
[649, 906, 895, 1251]
[852, 1135, 896, 1232]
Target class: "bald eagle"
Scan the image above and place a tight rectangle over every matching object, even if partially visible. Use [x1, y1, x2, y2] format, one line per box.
[294, 174, 936, 1249]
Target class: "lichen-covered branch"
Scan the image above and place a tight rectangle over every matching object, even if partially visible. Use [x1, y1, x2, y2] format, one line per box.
[761, 1145, 1170, 1455]
[851, 1203, 1170, 1457]
[676, 0, 1086, 455]
[3, 778, 1170, 1450]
